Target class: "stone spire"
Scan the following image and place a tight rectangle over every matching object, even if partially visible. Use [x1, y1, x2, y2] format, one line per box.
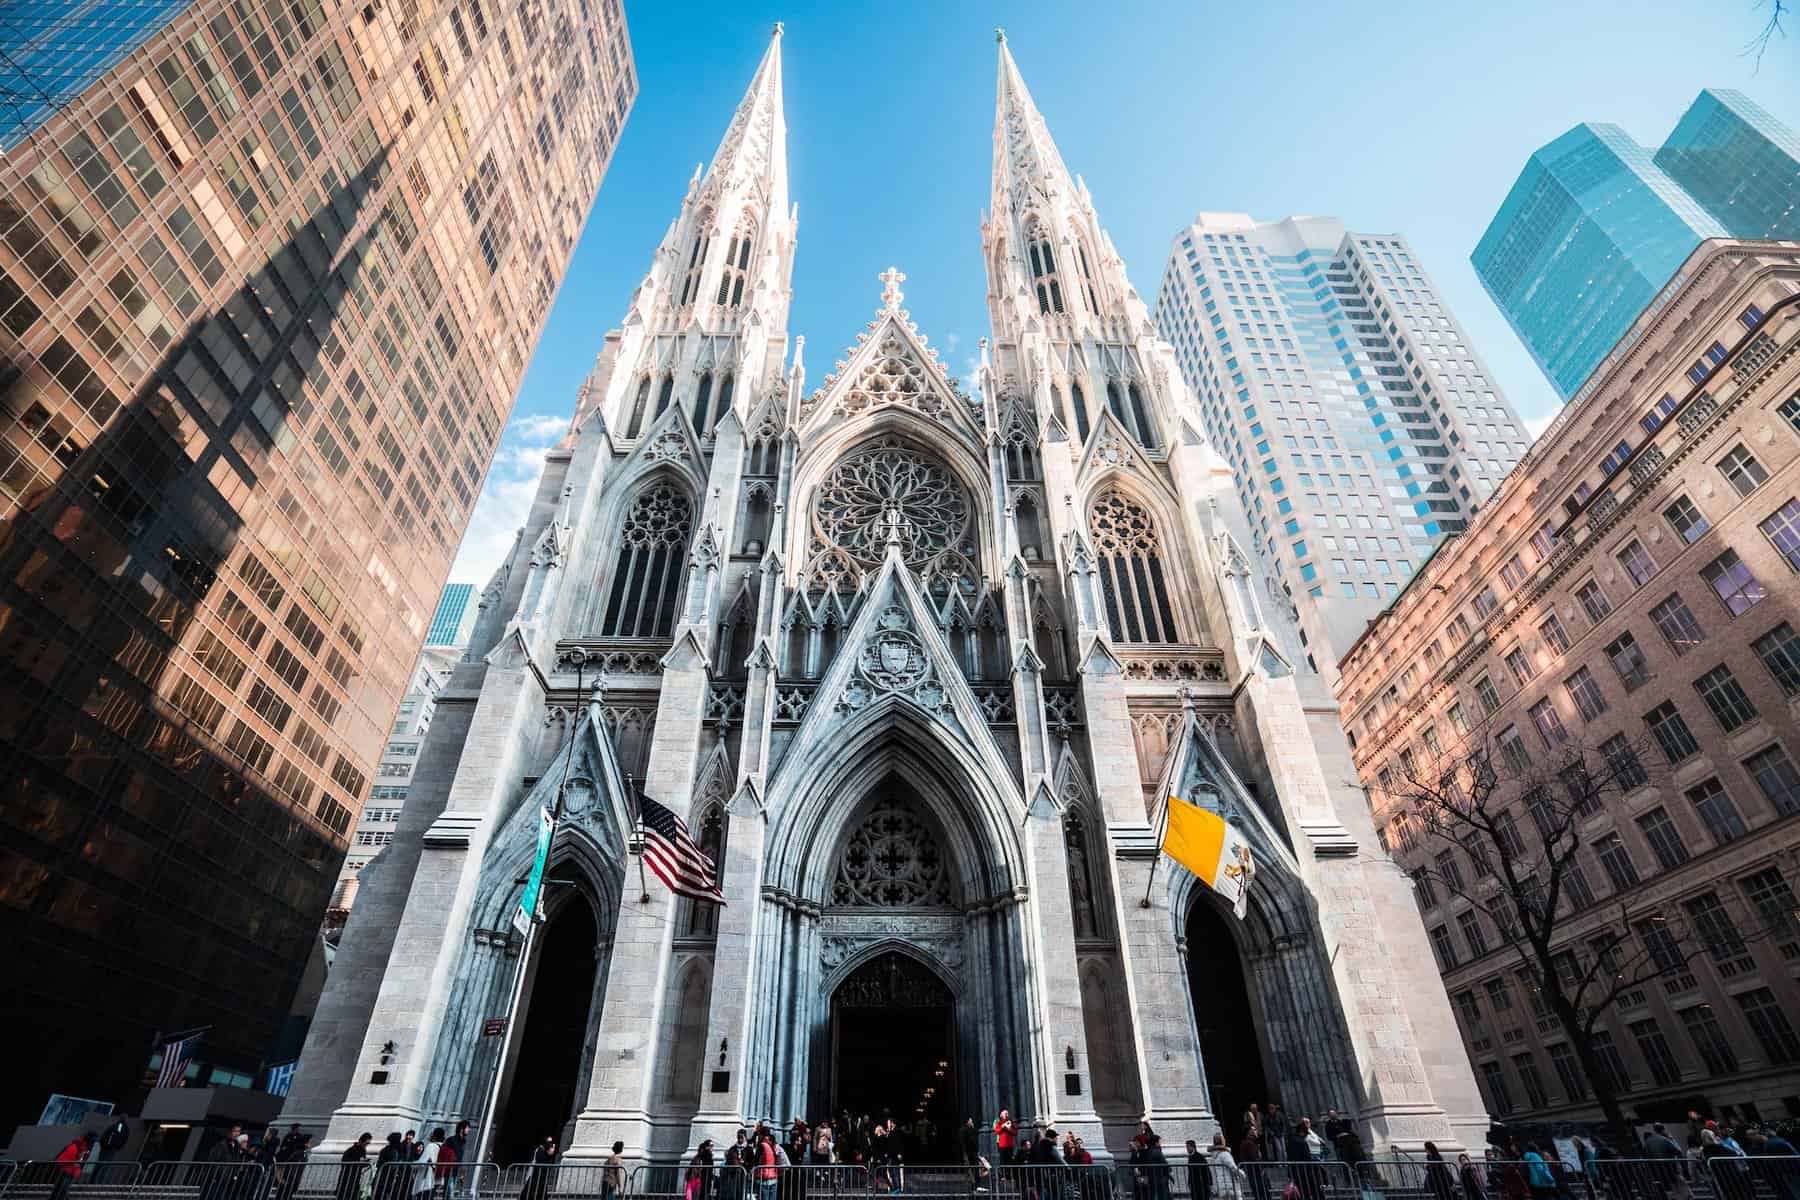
[991, 32, 1078, 227]
[701, 22, 789, 221]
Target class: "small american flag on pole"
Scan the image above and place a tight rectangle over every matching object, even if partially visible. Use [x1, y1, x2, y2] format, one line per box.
[155, 1031, 204, 1088]
[638, 795, 724, 904]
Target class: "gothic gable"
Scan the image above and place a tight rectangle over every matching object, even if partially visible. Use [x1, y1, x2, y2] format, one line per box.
[768, 546, 1024, 808]
[799, 304, 983, 447]
[1155, 708, 1299, 875]
[611, 390, 708, 497]
[1074, 406, 1169, 496]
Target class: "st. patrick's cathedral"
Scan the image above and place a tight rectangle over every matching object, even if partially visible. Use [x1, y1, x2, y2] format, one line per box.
[285, 29, 1488, 1164]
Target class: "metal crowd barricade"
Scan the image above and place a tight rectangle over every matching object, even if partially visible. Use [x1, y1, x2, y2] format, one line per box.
[0, 1161, 145, 1200]
[1704, 1155, 1800, 1200]
[1227, 1161, 1356, 1200]
[274, 1160, 369, 1200]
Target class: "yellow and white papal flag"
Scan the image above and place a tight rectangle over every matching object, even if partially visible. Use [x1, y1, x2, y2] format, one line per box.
[1160, 795, 1256, 919]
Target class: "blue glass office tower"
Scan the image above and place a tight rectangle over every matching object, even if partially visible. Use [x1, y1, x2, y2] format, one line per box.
[1476, 90, 1800, 401]
[0, 1, 194, 149]
[1655, 89, 1800, 239]
[424, 582, 478, 646]
[1473, 123, 1728, 400]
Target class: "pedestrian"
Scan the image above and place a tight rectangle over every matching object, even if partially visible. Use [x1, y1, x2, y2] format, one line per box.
[1456, 1155, 1483, 1200]
[724, 1131, 749, 1200]
[1643, 1124, 1690, 1200]
[1243, 1105, 1262, 1155]
[993, 1110, 1018, 1165]
[1264, 1107, 1289, 1166]
[961, 1119, 980, 1167]
[433, 1129, 458, 1200]
[1522, 1144, 1556, 1200]
[411, 1132, 440, 1200]
[338, 1135, 373, 1200]
[1139, 1124, 1171, 1200]
[520, 1139, 556, 1200]
[51, 1132, 97, 1200]
[1187, 1139, 1213, 1200]
[756, 1129, 779, 1200]
[1424, 1143, 1456, 1200]
[1238, 1123, 1266, 1200]
[1743, 1129, 1799, 1200]
[373, 1134, 407, 1200]
[812, 1122, 833, 1166]
[603, 1142, 626, 1200]
[1284, 1121, 1320, 1200]
[1211, 1136, 1247, 1200]
[688, 1139, 715, 1200]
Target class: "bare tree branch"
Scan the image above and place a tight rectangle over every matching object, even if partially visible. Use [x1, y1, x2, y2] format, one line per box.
[1747, 0, 1790, 69]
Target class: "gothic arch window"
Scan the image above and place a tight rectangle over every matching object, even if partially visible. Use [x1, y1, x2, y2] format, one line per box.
[746, 435, 778, 477]
[626, 375, 652, 438]
[679, 219, 713, 307]
[831, 794, 957, 908]
[714, 371, 734, 426]
[682, 806, 727, 936]
[717, 220, 755, 307]
[1128, 382, 1157, 450]
[1027, 224, 1064, 315]
[1033, 602, 1068, 680]
[661, 960, 710, 1106]
[1072, 229, 1100, 313]
[1064, 812, 1103, 938]
[601, 480, 694, 638]
[715, 592, 753, 675]
[1089, 487, 1179, 643]
[803, 438, 979, 598]
[1105, 380, 1127, 426]
[739, 480, 772, 555]
[1049, 384, 1068, 433]
[653, 374, 673, 421]
[692, 372, 715, 434]
[1070, 381, 1091, 442]
[1004, 412, 1040, 482]
[1015, 492, 1044, 561]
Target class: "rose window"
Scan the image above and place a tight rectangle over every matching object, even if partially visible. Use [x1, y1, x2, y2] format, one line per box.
[805, 438, 978, 595]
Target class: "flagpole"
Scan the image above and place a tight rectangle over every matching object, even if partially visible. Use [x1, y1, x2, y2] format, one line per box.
[628, 775, 650, 904]
[1141, 797, 1169, 909]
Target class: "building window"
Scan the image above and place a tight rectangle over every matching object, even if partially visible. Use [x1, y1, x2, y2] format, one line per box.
[1565, 667, 1608, 722]
[1694, 664, 1757, 731]
[1604, 633, 1650, 690]
[1430, 924, 1458, 970]
[1448, 702, 1470, 734]
[1539, 613, 1571, 654]
[1575, 579, 1612, 623]
[1475, 675, 1501, 716]
[1735, 988, 1800, 1065]
[1781, 393, 1800, 436]
[1700, 549, 1766, 616]
[1089, 489, 1180, 643]
[1649, 593, 1706, 655]
[1740, 867, 1800, 946]
[1646, 702, 1700, 763]
[1686, 779, 1748, 844]
[1602, 734, 1648, 790]
[1505, 647, 1535, 686]
[1458, 909, 1489, 957]
[1664, 495, 1710, 545]
[1754, 623, 1800, 695]
[1474, 585, 1500, 619]
[1411, 869, 1437, 909]
[1435, 849, 1465, 893]
[1617, 539, 1657, 587]
[1636, 807, 1689, 871]
[1761, 497, 1800, 572]
[1529, 699, 1568, 748]
[1589, 1030, 1631, 1094]
[1743, 744, 1800, 817]
[1454, 989, 1483, 1031]
[1485, 976, 1514, 1012]
[1564, 858, 1598, 909]
[1513, 1052, 1549, 1109]
[1629, 1018, 1681, 1087]
[601, 481, 693, 638]
[1716, 445, 1770, 497]
[1594, 833, 1640, 892]
[1547, 1042, 1588, 1101]
[1678, 1004, 1739, 1075]
[1498, 726, 1531, 773]
[1479, 1062, 1514, 1116]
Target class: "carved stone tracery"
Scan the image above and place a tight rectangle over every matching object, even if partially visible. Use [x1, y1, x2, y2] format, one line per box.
[805, 439, 978, 595]
[830, 795, 957, 908]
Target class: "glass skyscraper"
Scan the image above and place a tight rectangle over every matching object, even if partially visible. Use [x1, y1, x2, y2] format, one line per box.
[423, 581, 476, 646]
[1155, 214, 1531, 684]
[0, 0, 634, 1127]
[1475, 90, 1799, 401]
[1655, 89, 1800, 240]
[0, 1, 196, 149]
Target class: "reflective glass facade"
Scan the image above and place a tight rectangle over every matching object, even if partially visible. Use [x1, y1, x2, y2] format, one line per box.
[423, 580, 475, 645]
[1655, 89, 1800, 241]
[0, 0, 633, 1127]
[1473, 123, 1728, 400]
[0, 0, 196, 149]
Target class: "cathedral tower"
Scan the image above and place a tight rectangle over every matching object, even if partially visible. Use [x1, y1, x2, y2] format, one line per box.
[286, 29, 1488, 1164]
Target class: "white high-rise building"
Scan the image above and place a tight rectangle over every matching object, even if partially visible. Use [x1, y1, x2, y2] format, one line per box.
[1153, 214, 1532, 683]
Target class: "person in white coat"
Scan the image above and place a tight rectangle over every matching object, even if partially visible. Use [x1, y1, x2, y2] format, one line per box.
[413, 1131, 442, 1200]
[1210, 1135, 1248, 1200]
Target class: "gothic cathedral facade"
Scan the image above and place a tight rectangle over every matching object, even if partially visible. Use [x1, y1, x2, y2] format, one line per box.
[285, 30, 1488, 1162]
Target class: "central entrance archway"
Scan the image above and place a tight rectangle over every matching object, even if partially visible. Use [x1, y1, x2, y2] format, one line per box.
[830, 951, 959, 1157]
[1186, 896, 1271, 1144]
[497, 890, 599, 1163]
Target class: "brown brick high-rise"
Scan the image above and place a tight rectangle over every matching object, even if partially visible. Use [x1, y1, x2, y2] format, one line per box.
[0, 0, 634, 1126]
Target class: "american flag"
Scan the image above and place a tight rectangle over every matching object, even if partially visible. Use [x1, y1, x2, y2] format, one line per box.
[155, 1032, 204, 1088]
[638, 795, 724, 904]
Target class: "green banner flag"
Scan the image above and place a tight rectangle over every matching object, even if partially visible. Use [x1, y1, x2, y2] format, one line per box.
[513, 807, 554, 937]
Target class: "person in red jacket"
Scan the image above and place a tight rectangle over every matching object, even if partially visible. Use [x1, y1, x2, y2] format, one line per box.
[992, 1111, 1017, 1164]
[52, 1133, 97, 1200]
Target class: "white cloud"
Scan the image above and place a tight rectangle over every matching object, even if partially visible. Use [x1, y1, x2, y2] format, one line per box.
[1523, 409, 1556, 441]
[448, 411, 571, 587]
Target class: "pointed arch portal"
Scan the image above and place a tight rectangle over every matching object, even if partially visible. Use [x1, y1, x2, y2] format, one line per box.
[829, 950, 959, 1152]
[496, 888, 601, 1164]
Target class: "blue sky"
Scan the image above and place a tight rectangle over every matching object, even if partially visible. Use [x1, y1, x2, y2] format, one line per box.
[449, 0, 1799, 583]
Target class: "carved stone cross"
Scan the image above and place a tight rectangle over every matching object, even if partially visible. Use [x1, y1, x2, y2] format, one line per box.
[879, 266, 906, 312]
[879, 503, 912, 549]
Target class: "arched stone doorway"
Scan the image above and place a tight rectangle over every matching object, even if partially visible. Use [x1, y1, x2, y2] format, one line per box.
[1185, 896, 1271, 1143]
[496, 888, 600, 1163]
[829, 950, 959, 1153]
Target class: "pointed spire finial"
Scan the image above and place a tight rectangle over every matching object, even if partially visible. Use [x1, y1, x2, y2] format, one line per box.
[772, 20, 783, 37]
[995, 26, 1006, 43]
[879, 266, 906, 312]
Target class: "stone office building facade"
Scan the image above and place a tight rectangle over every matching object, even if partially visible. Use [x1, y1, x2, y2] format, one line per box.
[1343, 241, 1800, 1128]
[285, 31, 1485, 1164]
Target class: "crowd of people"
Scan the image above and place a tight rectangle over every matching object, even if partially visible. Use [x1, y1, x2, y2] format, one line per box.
[332, 1121, 477, 1200]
